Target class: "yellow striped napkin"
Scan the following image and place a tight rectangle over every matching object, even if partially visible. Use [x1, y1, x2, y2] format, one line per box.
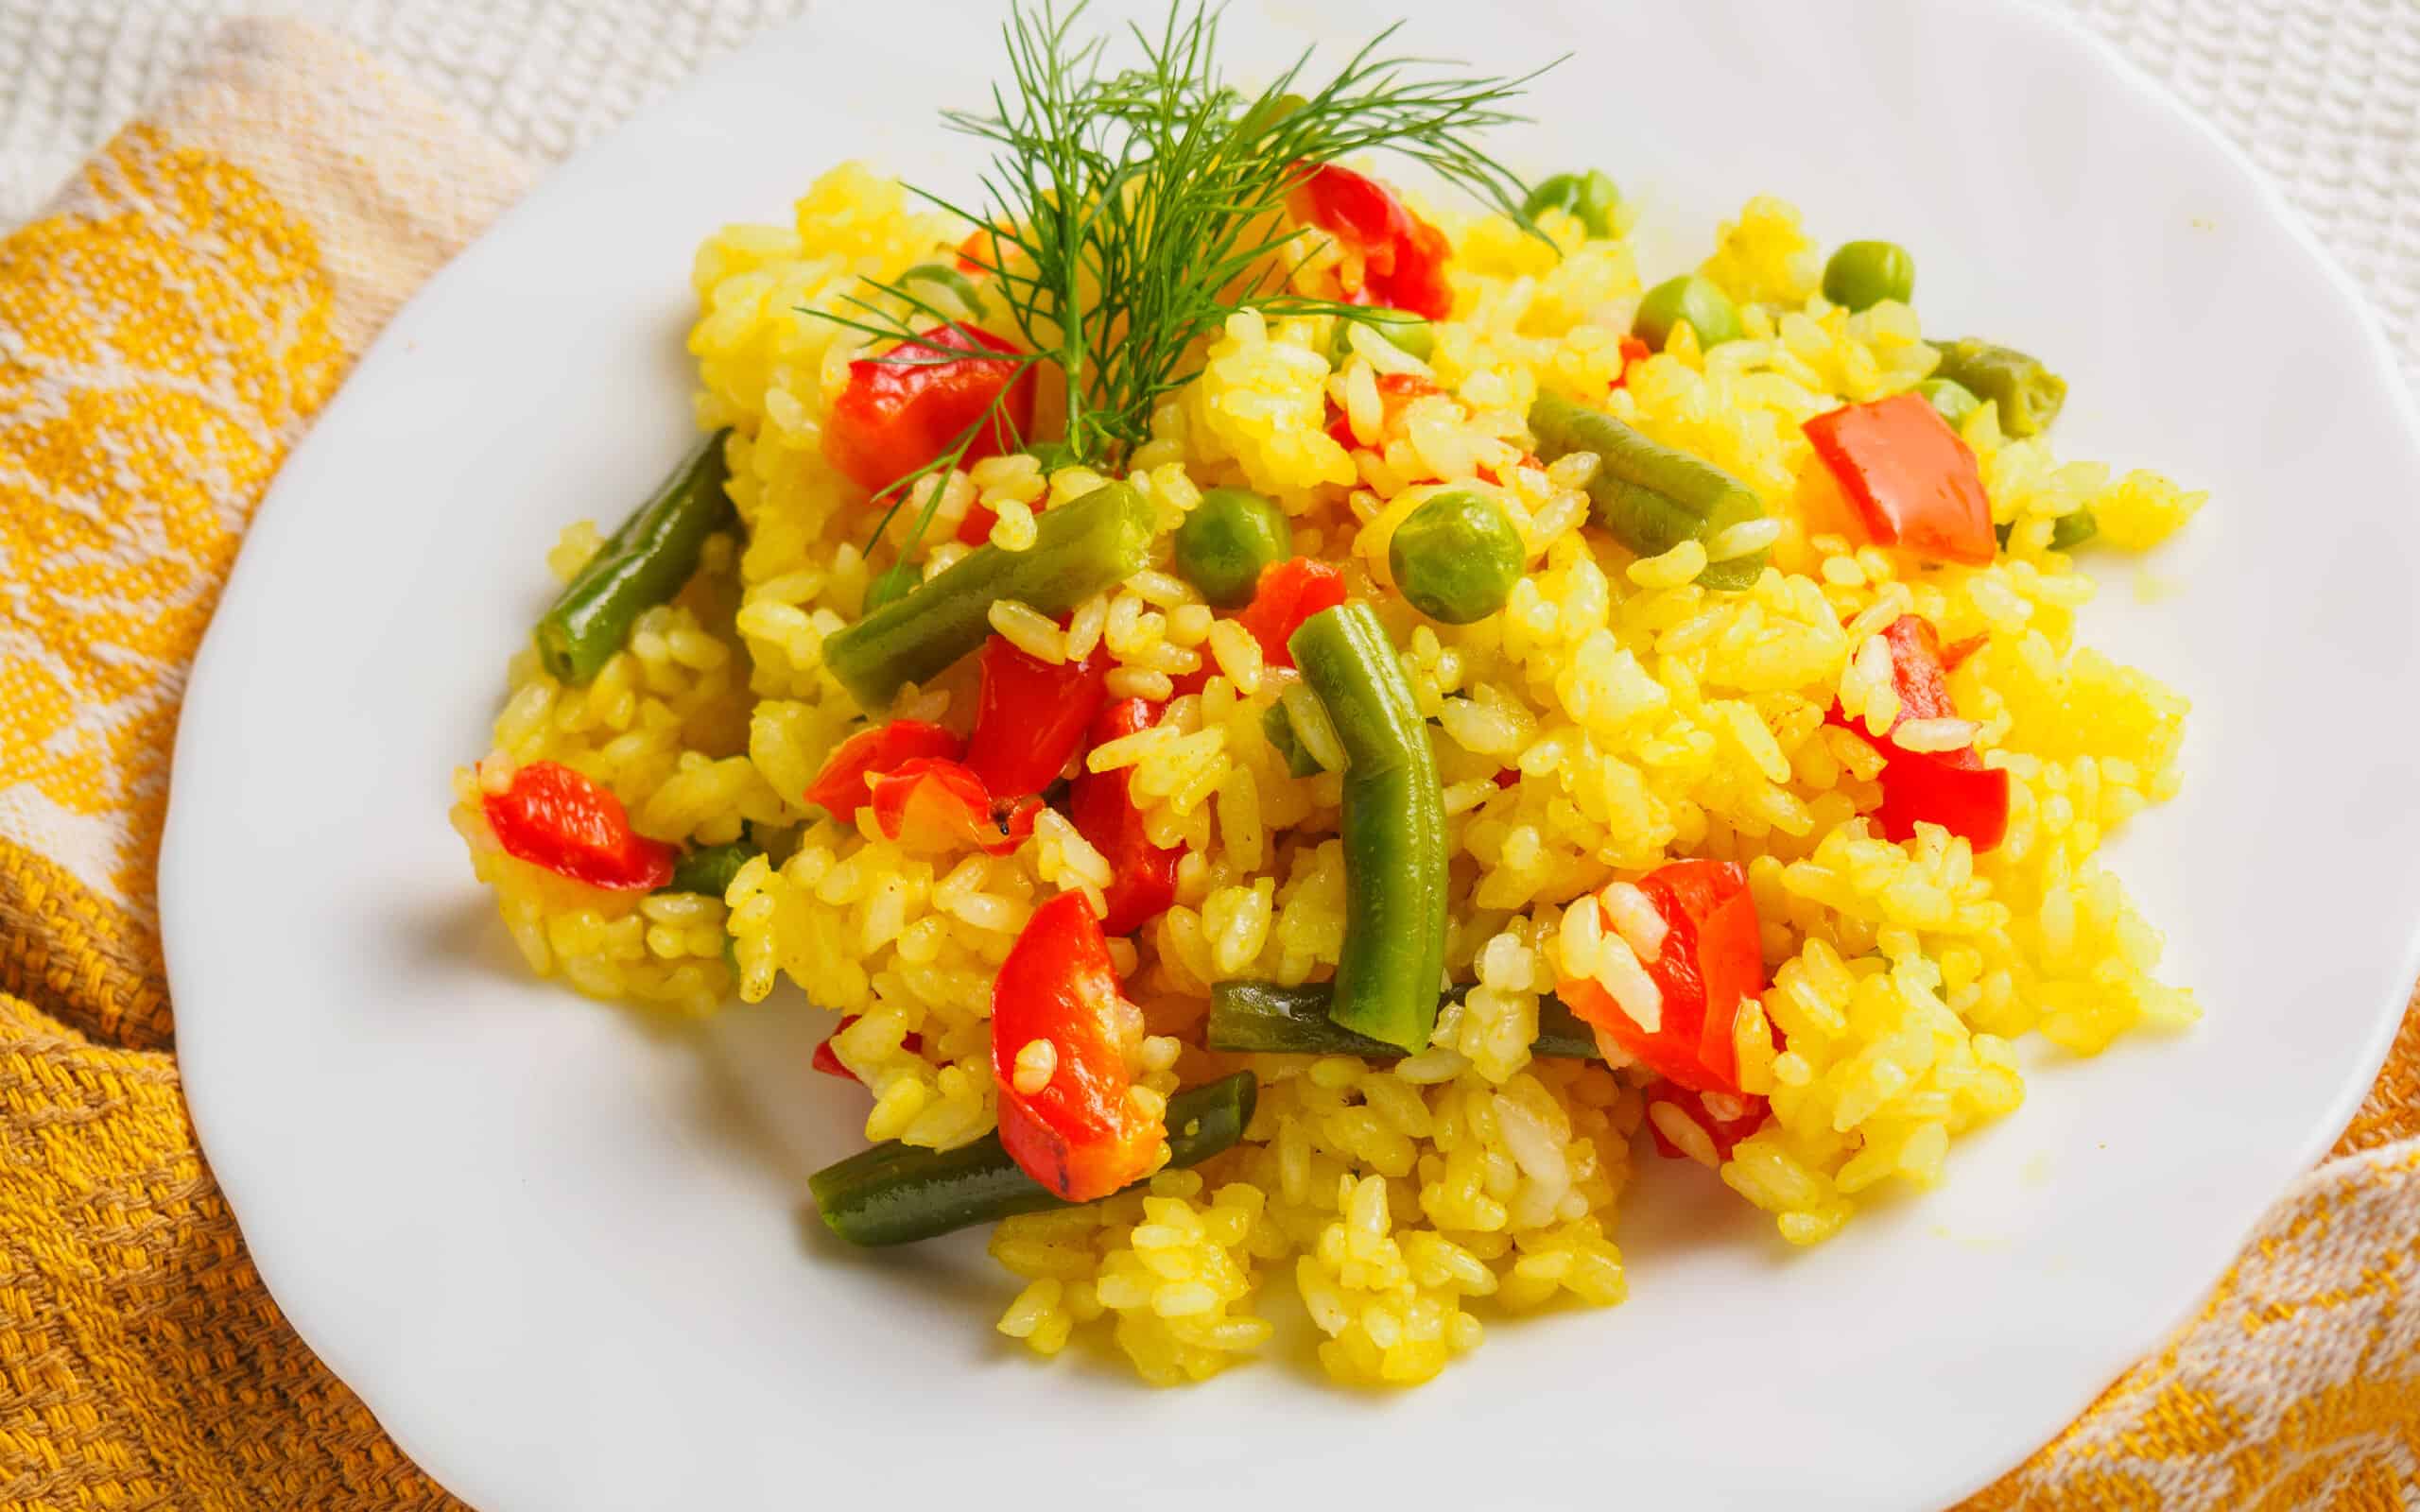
[0, 19, 2409, 1509]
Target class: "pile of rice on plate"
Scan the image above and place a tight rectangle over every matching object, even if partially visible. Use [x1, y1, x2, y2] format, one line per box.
[450, 12, 2204, 1390]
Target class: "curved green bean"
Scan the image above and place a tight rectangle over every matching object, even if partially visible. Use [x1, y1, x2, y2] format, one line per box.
[808, 1072, 1258, 1246]
[1287, 604, 1447, 1051]
[1929, 336, 2067, 438]
[1208, 979, 1599, 1059]
[535, 430, 734, 683]
[821, 480, 1156, 710]
[1528, 392, 1770, 591]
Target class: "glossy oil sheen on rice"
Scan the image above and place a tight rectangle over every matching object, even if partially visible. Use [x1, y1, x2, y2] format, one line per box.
[451, 166, 2204, 1387]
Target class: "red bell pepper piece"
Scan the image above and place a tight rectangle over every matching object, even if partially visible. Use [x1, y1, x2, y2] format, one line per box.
[804, 720, 964, 820]
[1557, 859, 1768, 1097]
[1325, 371, 1445, 451]
[1830, 614, 2011, 851]
[1609, 335, 1651, 390]
[1234, 558, 1348, 670]
[811, 1016, 924, 1082]
[991, 890, 1164, 1200]
[964, 634, 1110, 798]
[821, 321, 1037, 500]
[867, 758, 1040, 857]
[1801, 392, 1996, 566]
[1642, 1082, 1771, 1162]
[481, 760, 678, 890]
[1288, 162, 1454, 319]
[1066, 697, 1183, 936]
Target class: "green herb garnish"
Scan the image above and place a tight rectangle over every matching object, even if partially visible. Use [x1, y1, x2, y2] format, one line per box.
[813, 0, 1552, 559]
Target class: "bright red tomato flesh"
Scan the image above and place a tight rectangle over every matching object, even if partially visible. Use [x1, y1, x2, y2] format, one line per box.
[482, 760, 677, 890]
[964, 635, 1110, 798]
[1288, 162, 1454, 319]
[821, 321, 1037, 499]
[991, 890, 1164, 1201]
[1556, 859, 1768, 1098]
[1801, 392, 1996, 566]
[1065, 697, 1183, 936]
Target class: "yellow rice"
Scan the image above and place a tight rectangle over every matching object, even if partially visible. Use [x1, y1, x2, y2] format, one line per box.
[451, 165, 2204, 1387]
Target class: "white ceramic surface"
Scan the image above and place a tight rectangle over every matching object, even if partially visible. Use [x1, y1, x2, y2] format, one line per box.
[163, 1, 2420, 1507]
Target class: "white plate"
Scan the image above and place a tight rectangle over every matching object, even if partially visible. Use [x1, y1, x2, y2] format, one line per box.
[164, 1, 2420, 1507]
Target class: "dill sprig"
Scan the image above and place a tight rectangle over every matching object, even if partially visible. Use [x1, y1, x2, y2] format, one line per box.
[815, 0, 1551, 558]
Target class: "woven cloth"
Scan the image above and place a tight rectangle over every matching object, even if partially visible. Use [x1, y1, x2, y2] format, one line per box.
[0, 12, 2413, 1512]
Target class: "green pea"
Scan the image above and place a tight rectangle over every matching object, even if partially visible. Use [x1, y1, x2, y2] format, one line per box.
[1822, 240, 1915, 312]
[1174, 488, 1293, 608]
[864, 562, 921, 612]
[1916, 378, 1980, 429]
[1388, 490, 1525, 625]
[1521, 170, 1620, 238]
[1633, 275, 1743, 352]
[1328, 309, 1436, 368]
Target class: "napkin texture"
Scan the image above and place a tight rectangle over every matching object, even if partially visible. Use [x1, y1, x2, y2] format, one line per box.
[0, 14, 2412, 1512]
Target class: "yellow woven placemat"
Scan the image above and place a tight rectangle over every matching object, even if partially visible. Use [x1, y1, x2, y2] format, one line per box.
[0, 22, 2411, 1510]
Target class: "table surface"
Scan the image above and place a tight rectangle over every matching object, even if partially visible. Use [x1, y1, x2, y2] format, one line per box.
[1, 0, 2413, 385]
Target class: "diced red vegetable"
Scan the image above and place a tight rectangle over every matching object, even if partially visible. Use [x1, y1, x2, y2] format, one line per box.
[804, 720, 964, 820]
[1325, 371, 1446, 451]
[811, 1016, 924, 1082]
[1234, 557, 1349, 670]
[1830, 614, 2010, 851]
[1066, 697, 1183, 936]
[991, 890, 1164, 1200]
[1801, 392, 1996, 565]
[867, 757, 1040, 857]
[964, 635, 1110, 798]
[821, 321, 1037, 499]
[1288, 162, 1454, 319]
[1642, 1082, 1770, 1162]
[482, 760, 677, 890]
[1939, 632, 1988, 674]
[1556, 859, 1768, 1097]
[1609, 335, 1651, 390]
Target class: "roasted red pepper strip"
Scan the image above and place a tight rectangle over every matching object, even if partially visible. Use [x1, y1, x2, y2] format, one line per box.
[1801, 392, 1996, 565]
[991, 890, 1164, 1200]
[821, 321, 1037, 499]
[1234, 558, 1348, 671]
[1642, 1082, 1771, 1162]
[1556, 859, 1768, 1097]
[804, 720, 964, 820]
[964, 634, 1110, 798]
[1066, 697, 1183, 936]
[482, 761, 678, 890]
[868, 758, 1040, 857]
[1830, 614, 2011, 851]
[811, 1016, 925, 1082]
[1288, 162, 1454, 319]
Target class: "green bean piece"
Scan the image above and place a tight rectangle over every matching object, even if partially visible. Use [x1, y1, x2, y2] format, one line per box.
[1528, 392, 1771, 591]
[1632, 274, 1742, 352]
[863, 562, 921, 612]
[1260, 701, 1324, 778]
[1521, 169, 1620, 238]
[661, 840, 762, 900]
[1929, 336, 2067, 438]
[809, 1072, 1258, 1246]
[1173, 487, 1293, 608]
[896, 262, 990, 320]
[1287, 604, 1447, 1051]
[1996, 508, 2100, 553]
[821, 481, 1156, 710]
[1388, 489, 1524, 625]
[1328, 308, 1436, 367]
[1915, 377, 1981, 430]
[1209, 979, 1599, 1059]
[535, 430, 734, 684]
[1822, 240, 1915, 312]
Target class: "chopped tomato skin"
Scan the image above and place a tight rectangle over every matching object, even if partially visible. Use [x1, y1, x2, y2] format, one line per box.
[1288, 163, 1455, 319]
[991, 891, 1164, 1201]
[804, 721, 963, 820]
[1556, 859, 1769, 1098]
[1066, 698, 1183, 936]
[811, 1016, 924, 1082]
[1802, 392, 1996, 565]
[482, 760, 677, 890]
[965, 635, 1110, 798]
[1830, 614, 2011, 851]
[867, 758, 1040, 857]
[1234, 558, 1349, 670]
[821, 321, 1037, 500]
